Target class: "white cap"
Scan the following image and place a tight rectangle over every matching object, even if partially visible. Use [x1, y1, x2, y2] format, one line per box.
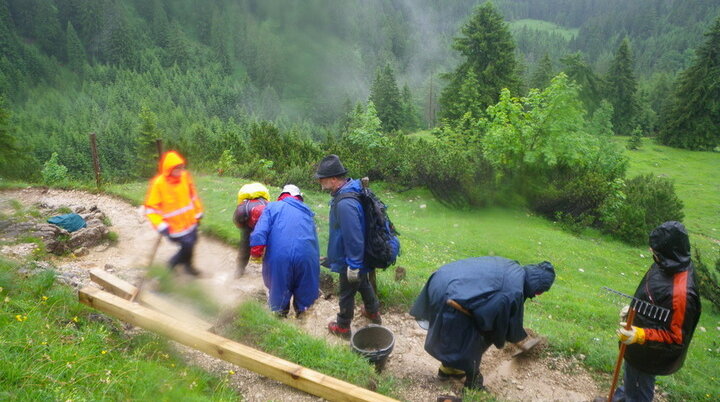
[281, 184, 302, 197]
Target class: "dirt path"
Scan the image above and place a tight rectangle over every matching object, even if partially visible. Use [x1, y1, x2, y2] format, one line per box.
[1, 188, 603, 401]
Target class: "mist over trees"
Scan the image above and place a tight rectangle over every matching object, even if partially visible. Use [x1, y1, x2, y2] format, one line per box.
[0, 0, 717, 243]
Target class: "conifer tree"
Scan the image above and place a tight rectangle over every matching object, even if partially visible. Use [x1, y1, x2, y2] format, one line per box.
[401, 84, 420, 131]
[561, 53, 603, 115]
[606, 39, 639, 135]
[658, 18, 720, 150]
[370, 63, 403, 133]
[0, 95, 17, 166]
[65, 21, 85, 73]
[439, 2, 519, 123]
[137, 105, 162, 177]
[531, 53, 554, 90]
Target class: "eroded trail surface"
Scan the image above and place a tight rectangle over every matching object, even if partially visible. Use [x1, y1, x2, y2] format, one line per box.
[1, 188, 602, 401]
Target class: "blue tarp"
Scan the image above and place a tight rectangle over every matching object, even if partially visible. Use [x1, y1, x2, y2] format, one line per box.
[47, 213, 86, 232]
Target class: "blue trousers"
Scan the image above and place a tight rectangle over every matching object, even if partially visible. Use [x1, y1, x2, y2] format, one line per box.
[613, 361, 655, 402]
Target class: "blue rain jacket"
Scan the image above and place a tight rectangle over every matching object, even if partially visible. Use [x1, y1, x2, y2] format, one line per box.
[327, 179, 368, 274]
[410, 257, 529, 372]
[250, 197, 320, 312]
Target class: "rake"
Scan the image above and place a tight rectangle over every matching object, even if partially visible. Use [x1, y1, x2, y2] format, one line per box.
[601, 286, 671, 401]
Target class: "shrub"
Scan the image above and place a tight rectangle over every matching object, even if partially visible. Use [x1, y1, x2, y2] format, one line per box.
[600, 174, 684, 244]
[693, 248, 720, 312]
[41, 152, 69, 186]
[627, 126, 643, 150]
[215, 149, 238, 177]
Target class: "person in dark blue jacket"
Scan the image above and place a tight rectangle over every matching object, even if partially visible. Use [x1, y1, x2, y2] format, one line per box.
[410, 257, 555, 390]
[249, 185, 320, 317]
[315, 154, 381, 339]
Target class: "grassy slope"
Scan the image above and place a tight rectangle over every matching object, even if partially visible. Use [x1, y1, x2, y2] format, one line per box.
[0, 258, 237, 400]
[106, 144, 720, 400]
[508, 19, 579, 40]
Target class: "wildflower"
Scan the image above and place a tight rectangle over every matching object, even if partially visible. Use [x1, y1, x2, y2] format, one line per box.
[72, 316, 79, 323]
[15, 314, 27, 322]
[42, 296, 48, 301]
[228, 370, 235, 375]
[4, 297, 9, 303]
[101, 350, 107, 355]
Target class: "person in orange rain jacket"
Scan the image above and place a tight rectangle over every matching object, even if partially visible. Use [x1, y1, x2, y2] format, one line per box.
[144, 151, 204, 276]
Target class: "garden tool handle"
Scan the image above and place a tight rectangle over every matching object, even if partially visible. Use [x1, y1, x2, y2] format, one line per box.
[608, 308, 637, 401]
[447, 299, 472, 317]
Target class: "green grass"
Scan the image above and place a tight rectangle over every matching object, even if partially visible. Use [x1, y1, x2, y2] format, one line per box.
[622, 137, 720, 256]
[509, 19, 579, 40]
[106, 157, 720, 400]
[230, 301, 400, 398]
[0, 257, 239, 400]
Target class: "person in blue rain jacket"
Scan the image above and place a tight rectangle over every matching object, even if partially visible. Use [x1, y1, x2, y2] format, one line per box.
[250, 185, 320, 317]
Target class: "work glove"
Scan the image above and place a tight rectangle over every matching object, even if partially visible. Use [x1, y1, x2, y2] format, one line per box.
[619, 305, 630, 322]
[250, 245, 265, 263]
[347, 267, 360, 284]
[617, 323, 645, 345]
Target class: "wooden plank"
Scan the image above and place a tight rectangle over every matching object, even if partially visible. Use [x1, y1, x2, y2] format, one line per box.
[78, 286, 397, 402]
[89, 269, 214, 331]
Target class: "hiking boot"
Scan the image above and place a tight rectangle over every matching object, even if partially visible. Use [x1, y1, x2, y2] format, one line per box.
[184, 265, 205, 277]
[437, 368, 465, 382]
[360, 306, 382, 325]
[327, 321, 351, 339]
[273, 310, 289, 319]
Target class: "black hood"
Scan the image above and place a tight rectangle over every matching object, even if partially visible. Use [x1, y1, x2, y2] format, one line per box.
[523, 261, 555, 298]
[649, 221, 691, 274]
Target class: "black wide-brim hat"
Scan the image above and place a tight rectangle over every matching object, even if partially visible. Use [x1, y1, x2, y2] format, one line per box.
[314, 154, 348, 179]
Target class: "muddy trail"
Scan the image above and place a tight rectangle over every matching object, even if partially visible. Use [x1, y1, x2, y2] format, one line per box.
[1, 188, 602, 401]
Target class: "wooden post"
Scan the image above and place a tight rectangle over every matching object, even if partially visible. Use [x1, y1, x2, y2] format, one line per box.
[78, 286, 397, 402]
[89, 133, 101, 189]
[155, 139, 163, 159]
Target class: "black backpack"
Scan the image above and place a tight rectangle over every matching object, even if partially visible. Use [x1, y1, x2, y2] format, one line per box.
[335, 187, 400, 269]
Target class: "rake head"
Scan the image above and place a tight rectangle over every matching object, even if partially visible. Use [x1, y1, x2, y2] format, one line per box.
[602, 286, 671, 323]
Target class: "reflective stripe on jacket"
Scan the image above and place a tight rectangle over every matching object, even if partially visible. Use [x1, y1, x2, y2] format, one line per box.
[144, 151, 204, 238]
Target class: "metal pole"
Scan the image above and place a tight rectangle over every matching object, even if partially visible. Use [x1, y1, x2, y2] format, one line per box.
[89, 132, 101, 189]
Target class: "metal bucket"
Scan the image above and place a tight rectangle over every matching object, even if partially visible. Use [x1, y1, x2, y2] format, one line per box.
[351, 324, 395, 371]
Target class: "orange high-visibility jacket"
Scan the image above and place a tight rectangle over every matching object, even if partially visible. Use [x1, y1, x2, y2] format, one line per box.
[144, 151, 204, 238]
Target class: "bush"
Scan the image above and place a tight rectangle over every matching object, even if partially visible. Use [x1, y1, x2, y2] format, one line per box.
[215, 149, 238, 177]
[41, 152, 69, 186]
[693, 248, 720, 312]
[600, 174, 684, 244]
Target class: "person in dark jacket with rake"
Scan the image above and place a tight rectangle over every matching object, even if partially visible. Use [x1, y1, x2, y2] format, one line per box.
[611, 221, 701, 402]
[410, 256, 555, 390]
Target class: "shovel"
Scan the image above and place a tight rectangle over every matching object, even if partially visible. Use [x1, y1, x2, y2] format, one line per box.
[130, 234, 162, 302]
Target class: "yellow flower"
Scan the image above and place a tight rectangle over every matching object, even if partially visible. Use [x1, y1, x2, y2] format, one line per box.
[15, 315, 26, 322]
[101, 350, 107, 355]
[42, 296, 48, 301]
[228, 370, 235, 375]
[72, 316, 79, 323]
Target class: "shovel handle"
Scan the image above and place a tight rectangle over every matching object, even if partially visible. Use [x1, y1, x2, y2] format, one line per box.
[447, 299, 472, 317]
[608, 308, 636, 401]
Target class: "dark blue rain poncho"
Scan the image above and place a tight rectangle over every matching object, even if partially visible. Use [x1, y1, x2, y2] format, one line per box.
[250, 197, 320, 313]
[410, 257, 554, 373]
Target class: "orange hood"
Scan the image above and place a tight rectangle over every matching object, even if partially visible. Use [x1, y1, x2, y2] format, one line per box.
[160, 151, 186, 176]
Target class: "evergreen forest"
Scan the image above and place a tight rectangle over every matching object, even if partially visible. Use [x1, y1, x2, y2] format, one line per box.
[1, 0, 719, 244]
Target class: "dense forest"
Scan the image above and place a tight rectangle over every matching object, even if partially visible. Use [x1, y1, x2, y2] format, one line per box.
[1, 0, 719, 244]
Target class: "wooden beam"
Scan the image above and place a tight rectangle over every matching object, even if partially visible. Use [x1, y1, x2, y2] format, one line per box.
[89, 269, 213, 331]
[78, 286, 397, 402]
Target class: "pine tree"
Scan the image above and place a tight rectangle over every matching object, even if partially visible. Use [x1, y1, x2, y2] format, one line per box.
[370, 63, 403, 133]
[658, 18, 720, 150]
[439, 2, 519, 123]
[65, 21, 85, 73]
[606, 39, 640, 136]
[0, 95, 17, 166]
[137, 105, 162, 177]
[530, 53, 554, 90]
[401, 84, 420, 131]
[561, 53, 603, 115]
